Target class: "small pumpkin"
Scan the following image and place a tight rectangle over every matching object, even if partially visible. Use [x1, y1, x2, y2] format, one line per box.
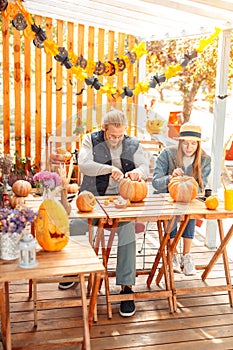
[35, 198, 69, 251]
[10, 195, 26, 208]
[146, 119, 164, 134]
[76, 191, 96, 212]
[168, 176, 198, 203]
[205, 196, 219, 210]
[118, 178, 148, 202]
[67, 183, 79, 194]
[12, 180, 32, 197]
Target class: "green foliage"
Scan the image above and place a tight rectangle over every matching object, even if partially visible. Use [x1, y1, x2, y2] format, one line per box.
[12, 152, 35, 176]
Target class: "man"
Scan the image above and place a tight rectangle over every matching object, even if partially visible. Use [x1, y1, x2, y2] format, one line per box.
[59, 108, 149, 317]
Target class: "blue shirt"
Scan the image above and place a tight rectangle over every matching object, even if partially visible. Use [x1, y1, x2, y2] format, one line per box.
[152, 146, 211, 194]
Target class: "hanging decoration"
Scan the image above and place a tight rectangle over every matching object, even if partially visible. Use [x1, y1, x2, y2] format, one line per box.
[0, 1, 221, 99]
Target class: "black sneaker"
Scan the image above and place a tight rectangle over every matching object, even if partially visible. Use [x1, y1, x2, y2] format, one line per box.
[58, 281, 75, 290]
[119, 286, 136, 317]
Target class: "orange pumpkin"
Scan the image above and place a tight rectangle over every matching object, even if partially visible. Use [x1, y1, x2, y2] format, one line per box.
[12, 180, 32, 197]
[35, 199, 69, 251]
[76, 191, 96, 212]
[205, 196, 219, 210]
[118, 178, 148, 202]
[10, 195, 26, 208]
[168, 176, 198, 202]
[146, 119, 164, 134]
[67, 183, 79, 194]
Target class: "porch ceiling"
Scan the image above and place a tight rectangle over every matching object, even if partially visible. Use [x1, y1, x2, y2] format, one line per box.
[24, 0, 233, 40]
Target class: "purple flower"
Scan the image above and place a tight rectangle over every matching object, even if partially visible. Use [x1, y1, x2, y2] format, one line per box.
[0, 205, 37, 235]
[33, 170, 61, 190]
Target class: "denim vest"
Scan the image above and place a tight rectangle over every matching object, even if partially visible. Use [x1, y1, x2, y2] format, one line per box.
[80, 130, 139, 195]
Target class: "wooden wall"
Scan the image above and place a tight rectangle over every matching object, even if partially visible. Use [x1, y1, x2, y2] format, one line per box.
[0, 15, 138, 171]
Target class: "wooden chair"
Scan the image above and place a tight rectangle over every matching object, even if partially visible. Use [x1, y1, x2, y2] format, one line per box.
[140, 140, 164, 181]
[222, 134, 233, 181]
[46, 134, 81, 184]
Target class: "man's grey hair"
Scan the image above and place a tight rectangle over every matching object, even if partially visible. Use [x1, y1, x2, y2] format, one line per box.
[102, 109, 128, 127]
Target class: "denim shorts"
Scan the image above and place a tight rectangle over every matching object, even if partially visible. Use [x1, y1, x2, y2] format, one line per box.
[170, 218, 196, 239]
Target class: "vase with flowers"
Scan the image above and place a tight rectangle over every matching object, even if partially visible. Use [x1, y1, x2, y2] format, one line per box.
[33, 170, 61, 199]
[0, 204, 37, 260]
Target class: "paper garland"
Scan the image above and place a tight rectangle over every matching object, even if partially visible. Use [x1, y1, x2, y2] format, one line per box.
[1, 0, 221, 99]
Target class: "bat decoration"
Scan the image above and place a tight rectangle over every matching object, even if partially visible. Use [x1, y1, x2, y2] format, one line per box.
[85, 77, 103, 90]
[149, 74, 166, 88]
[54, 47, 72, 69]
[12, 13, 27, 31]
[120, 86, 133, 99]
[76, 88, 85, 95]
[31, 23, 47, 48]
[217, 95, 228, 100]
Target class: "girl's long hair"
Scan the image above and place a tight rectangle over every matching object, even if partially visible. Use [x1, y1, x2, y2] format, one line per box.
[177, 140, 205, 191]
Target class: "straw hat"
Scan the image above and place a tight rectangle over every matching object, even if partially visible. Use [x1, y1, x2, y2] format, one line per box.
[177, 122, 205, 141]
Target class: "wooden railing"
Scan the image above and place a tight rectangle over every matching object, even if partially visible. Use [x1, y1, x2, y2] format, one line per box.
[0, 15, 138, 171]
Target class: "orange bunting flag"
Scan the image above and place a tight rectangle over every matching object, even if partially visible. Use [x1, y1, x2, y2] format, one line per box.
[2, 2, 18, 20]
[23, 26, 35, 40]
[133, 82, 149, 96]
[85, 59, 96, 77]
[195, 27, 221, 53]
[70, 66, 87, 81]
[100, 84, 117, 96]
[68, 52, 78, 66]
[164, 64, 182, 79]
[132, 41, 147, 59]
[44, 40, 59, 56]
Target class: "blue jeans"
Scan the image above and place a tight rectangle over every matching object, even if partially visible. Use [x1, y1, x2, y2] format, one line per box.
[170, 218, 196, 239]
[70, 219, 136, 286]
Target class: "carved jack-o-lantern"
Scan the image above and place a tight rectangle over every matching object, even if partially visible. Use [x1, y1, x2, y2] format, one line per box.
[76, 191, 96, 212]
[35, 199, 69, 251]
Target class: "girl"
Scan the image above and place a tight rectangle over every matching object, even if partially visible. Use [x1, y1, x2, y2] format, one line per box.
[152, 122, 211, 275]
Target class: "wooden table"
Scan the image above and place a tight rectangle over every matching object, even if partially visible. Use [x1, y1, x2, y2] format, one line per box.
[96, 194, 181, 318]
[0, 239, 105, 350]
[25, 193, 107, 245]
[96, 194, 233, 317]
[146, 196, 233, 310]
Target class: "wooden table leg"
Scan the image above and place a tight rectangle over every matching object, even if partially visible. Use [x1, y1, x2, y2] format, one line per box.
[202, 223, 233, 280]
[80, 274, 91, 350]
[94, 219, 119, 319]
[146, 216, 179, 287]
[0, 282, 12, 350]
[158, 221, 174, 313]
[88, 273, 103, 327]
[155, 215, 190, 285]
[103, 221, 119, 319]
[146, 224, 171, 288]
[202, 222, 233, 306]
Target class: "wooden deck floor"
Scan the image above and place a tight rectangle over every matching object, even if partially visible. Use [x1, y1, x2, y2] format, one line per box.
[1, 226, 233, 350]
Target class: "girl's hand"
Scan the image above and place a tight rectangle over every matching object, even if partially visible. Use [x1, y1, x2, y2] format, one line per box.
[171, 168, 184, 178]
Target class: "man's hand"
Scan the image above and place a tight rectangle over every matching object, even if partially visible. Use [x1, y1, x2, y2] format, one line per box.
[125, 171, 142, 181]
[111, 166, 124, 182]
